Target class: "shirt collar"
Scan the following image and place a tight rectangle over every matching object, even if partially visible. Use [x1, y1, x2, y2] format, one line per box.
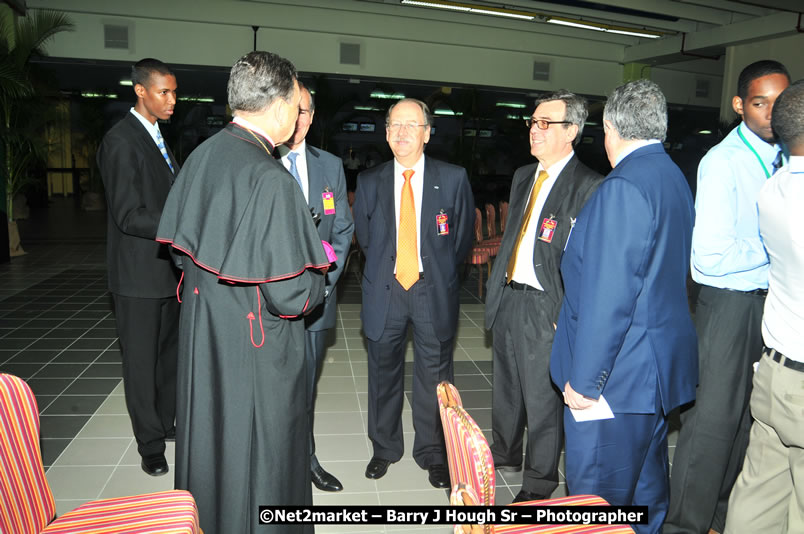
[129, 107, 160, 137]
[232, 116, 276, 148]
[538, 150, 574, 178]
[738, 121, 779, 160]
[615, 139, 661, 167]
[394, 154, 425, 178]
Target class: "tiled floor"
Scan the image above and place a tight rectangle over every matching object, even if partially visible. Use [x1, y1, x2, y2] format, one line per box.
[0, 199, 679, 533]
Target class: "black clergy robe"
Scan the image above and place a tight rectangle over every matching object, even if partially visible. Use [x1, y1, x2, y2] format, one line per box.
[156, 122, 330, 534]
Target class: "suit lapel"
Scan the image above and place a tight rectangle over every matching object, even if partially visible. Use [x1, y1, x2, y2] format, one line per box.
[419, 157, 440, 254]
[507, 163, 539, 238]
[539, 156, 578, 220]
[305, 146, 324, 211]
[126, 113, 176, 180]
[378, 162, 397, 242]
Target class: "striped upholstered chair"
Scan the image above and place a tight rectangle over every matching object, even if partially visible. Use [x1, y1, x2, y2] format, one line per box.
[437, 381, 635, 534]
[466, 208, 492, 298]
[0, 373, 200, 534]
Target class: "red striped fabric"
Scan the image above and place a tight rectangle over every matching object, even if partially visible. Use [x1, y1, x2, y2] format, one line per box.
[440, 381, 635, 534]
[40, 491, 199, 533]
[0, 373, 56, 534]
[0, 374, 200, 534]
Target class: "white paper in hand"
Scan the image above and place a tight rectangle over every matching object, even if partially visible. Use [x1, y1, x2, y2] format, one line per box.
[569, 394, 615, 422]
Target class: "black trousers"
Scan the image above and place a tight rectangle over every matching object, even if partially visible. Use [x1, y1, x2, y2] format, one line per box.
[664, 285, 765, 534]
[305, 328, 327, 470]
[112, 293, 179, 457]
[366, 277, 454, 469]
[490, 284, 563, 496]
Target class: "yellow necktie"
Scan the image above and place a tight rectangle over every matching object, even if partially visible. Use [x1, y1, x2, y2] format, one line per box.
[397, 169, 418, 290]
[506, 170, 549, 283]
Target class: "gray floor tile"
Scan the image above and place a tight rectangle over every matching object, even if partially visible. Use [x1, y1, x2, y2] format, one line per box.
[39, 415, 91, 439]
[42, 395, 106, 415]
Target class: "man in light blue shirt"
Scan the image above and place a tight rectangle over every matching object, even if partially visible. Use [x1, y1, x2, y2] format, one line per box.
[665, 60, 790, 534]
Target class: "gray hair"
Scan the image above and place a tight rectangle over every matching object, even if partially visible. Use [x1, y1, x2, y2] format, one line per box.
[386, 98, 433, 127]
[534, 89, 588, 145]
[227, 51, 297, 113]
[603, 79, 667, 142]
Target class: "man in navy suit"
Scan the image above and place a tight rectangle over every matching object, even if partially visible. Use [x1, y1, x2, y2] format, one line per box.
[97, 58, 180, 477]
[353, 98, 474, 488]
[550, 79, 697, 534]
[278, 83, 354, 492]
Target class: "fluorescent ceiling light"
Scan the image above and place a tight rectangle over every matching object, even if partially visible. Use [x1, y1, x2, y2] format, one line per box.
[81, 92, 117, 99]
[496, 102, 526, 109]
[179, 96, 214, 103]
[401, 0, 469, 12]
[469, 8, 532, 20]
[354, 105, 382, 111]
[119, 79, 132, 86]
[370, 91, 405, 100]
[698, 129, 712, 135]
[547, 17, 660, 38]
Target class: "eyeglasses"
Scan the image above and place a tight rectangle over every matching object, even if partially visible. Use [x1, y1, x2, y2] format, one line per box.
[525, 118, 572, 130]
[387, 122, 427, 133]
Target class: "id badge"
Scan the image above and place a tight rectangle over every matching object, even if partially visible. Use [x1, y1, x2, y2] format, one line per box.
[538, 217, 557, 243]
[436, 213, 449, 235]
[322, 191, 335, 215]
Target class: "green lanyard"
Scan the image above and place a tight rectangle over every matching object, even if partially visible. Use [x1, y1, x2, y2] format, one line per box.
[737, 126, 771, 179]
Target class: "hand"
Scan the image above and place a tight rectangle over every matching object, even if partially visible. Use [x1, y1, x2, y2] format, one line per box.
[563, 381, 597, 410]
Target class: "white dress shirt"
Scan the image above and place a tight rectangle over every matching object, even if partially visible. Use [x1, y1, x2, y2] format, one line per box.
[509, 150, 574, 289]
[130, 107, 163, 148]
[394, 155, 425, 273]
[278, 140, 310, 202]
[757, 155, 804, 362]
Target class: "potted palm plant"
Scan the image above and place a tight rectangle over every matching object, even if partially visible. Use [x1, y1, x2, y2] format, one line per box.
[0, 7, 73, 258]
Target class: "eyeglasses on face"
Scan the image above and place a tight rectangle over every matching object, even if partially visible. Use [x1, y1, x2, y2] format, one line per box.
[387, 122, 427, 133]
[525, 118, 572, 130]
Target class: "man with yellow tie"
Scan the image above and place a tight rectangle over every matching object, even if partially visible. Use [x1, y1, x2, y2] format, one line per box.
[353, 98, 474, 488]
[484, 91, 602, 502]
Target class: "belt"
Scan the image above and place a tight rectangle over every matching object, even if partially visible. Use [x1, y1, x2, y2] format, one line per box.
[724, 287, 768, 297]
[763, 346, 804, 373]
[507, 281, 540, 291]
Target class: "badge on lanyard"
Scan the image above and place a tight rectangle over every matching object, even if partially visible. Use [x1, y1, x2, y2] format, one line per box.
[436, 210, 449, 236]
[322, 188, 335, 215]
[538, 215, 557, 243]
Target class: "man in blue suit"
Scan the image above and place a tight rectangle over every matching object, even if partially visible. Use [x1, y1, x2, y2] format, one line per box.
[353, 98, 474, 488]
[550, 79, 697, 534]
[278, 83, 354, 492]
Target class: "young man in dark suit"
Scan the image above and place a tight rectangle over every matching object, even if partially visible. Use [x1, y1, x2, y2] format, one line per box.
[278, 83, 354, 492]
[353, 98, 474, 488]
[484, 91, 602, 503]
[551, 79, 697, 534]
[97, 58, 179, 477]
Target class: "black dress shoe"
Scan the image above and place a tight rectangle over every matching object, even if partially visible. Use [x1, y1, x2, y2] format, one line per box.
[365, 457, 392, 479]
[427, 464, 450, 489]
[513, 489, 548, 503]
[311, 465, 343, 492]
[495, 463, 522, 473]
[141, 453, 169, 477]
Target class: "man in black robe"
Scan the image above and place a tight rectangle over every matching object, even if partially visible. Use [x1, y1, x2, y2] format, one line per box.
[156, 51, 329, 534]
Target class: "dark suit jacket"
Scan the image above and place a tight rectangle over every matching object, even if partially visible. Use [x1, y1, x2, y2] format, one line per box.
[353, 156, 474, 342]
[98, 112, 179, 298]
[302, 144, 354, 331]
[550, 144, 698, 414]
[485, 155, 602, 329]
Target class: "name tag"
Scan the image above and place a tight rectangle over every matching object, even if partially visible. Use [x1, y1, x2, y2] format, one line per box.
[538, 217, 557, 243]
[436, 213, 449, 235]
[322, 191, 335, 215]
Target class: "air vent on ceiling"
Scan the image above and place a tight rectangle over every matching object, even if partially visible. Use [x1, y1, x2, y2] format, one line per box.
[533, 61, 550, 81]
[695, 78, 710, 98]
[340, 43, 361, 66]
[104, 24, 129, 50]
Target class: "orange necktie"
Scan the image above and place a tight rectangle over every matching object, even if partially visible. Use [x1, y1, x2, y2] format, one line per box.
[396, 169, 418, 290]
[506, 170, 549, 283]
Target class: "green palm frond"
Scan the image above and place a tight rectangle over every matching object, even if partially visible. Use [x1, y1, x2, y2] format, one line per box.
[7, 9, 74, 67]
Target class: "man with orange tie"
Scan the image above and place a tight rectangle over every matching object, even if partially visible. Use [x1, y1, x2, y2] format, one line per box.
[353, 98, 474, 488]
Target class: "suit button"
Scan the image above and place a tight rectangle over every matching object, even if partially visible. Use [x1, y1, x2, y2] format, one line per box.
[385, 285, 390, 290]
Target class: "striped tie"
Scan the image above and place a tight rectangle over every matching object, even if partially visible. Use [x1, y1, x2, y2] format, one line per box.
[287, 152, 304, 191]
[396, 169, 418, 290]
[155, 129, 174, 173]
[506, 170, 549, 283]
